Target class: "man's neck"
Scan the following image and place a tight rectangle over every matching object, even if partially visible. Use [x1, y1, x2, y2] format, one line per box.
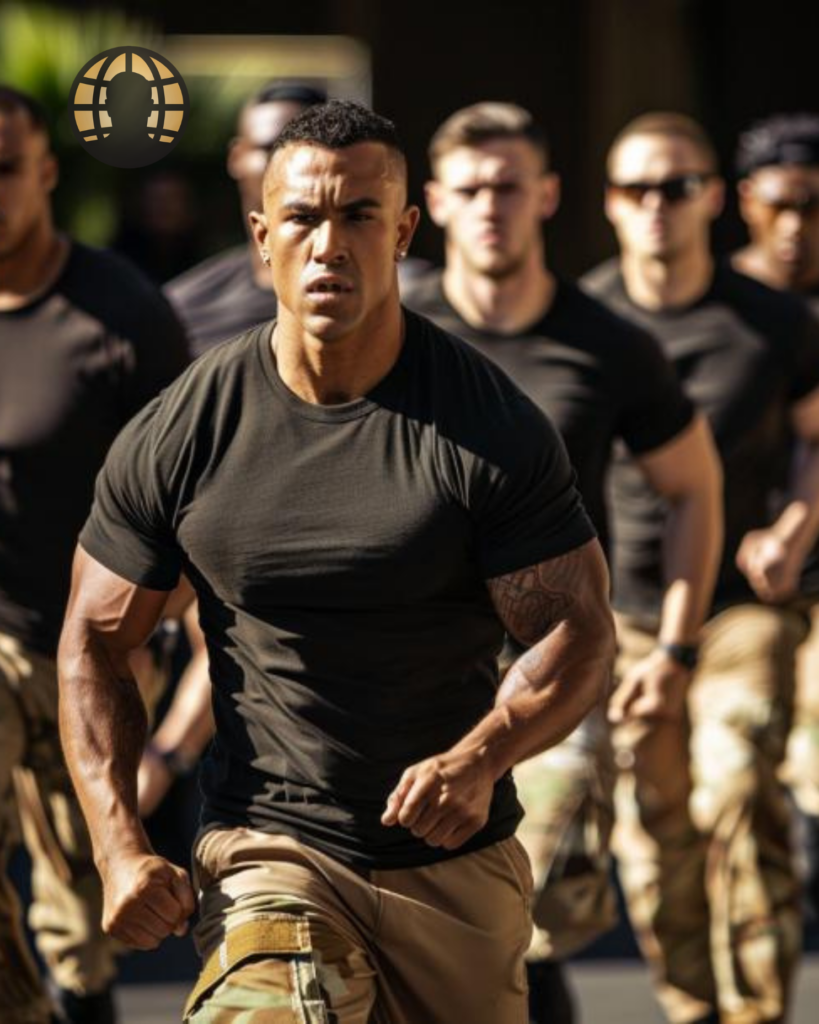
[621, 247, 713, 311]
[272, 298, 405, 405]
[0, 222, 69, 312]
[732, 243, 819, 294]
[442, 247, 555, 334]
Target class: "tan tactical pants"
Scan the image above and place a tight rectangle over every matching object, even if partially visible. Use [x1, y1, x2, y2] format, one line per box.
[0, 631, 167, 1024]
[514, 704, 618, 961]
[613, 605, 806, 1024]
[185, 828, 534, 1023]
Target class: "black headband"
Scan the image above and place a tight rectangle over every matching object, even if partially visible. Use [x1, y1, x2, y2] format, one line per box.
[736, 116, 819, 176]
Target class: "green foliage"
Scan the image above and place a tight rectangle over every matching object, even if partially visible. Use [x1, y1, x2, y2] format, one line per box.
[0, 3, 243, 244]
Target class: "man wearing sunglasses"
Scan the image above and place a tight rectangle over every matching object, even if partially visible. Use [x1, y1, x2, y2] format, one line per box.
[732, 113, 819, 927]
[404, 102, 723, 1024]
[584, 111, 819, 1024]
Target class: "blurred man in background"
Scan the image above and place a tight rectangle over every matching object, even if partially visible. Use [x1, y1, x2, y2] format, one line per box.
[733, 113, 819, 923]
[585, 111, 819, 1024]
[0, 85, 189, 1024]
[734, 113, 819, 300]
[405, 101, 722, 1024]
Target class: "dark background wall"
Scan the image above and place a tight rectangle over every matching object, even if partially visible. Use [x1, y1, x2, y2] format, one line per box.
[46, 0, 819, 276]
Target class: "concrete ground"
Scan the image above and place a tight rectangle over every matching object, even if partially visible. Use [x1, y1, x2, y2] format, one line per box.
[118, 955, 819, 1023]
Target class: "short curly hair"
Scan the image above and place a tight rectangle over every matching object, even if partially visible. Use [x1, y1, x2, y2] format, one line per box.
[270, 100, 405, 161]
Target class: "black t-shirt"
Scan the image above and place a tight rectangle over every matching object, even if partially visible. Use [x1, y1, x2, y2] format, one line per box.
[165, 246, 277, 357]
[403, 272, 693, 553]
[80, 310, 595, 869]
[0, 242, 190, 655]
[583, 259, 819, 617]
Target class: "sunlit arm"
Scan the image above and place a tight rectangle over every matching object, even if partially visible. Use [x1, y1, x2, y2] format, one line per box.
[57, 546, 195, 949]
[382, 539, 615, 850]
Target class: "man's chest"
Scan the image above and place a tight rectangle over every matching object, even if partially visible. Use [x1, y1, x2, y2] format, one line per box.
[0, 306, 126, 448]
[177, 414, 476, 609]
[644, 308, 788, 442]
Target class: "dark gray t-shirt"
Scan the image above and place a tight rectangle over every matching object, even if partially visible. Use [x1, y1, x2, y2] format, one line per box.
[81, 310, 595, 868]
[584, 260, 819, 616]
[165, 246, 277, 357]
[404, 272, 693, 553]
[0, 242, 189, 655]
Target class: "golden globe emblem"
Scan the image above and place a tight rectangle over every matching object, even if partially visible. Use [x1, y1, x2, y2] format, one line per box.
[69, 46, 189, 168]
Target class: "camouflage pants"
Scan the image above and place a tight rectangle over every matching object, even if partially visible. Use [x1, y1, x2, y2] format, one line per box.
[185, 828, 533, 1023]
[0, 631, 168, 1024]
[613, 605, 806, 1024]
[514, 704, 618, 961]
[782, 600, 819, 817]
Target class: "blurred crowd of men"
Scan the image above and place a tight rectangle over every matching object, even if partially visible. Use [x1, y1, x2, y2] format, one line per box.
[3, 75, 819, 1024]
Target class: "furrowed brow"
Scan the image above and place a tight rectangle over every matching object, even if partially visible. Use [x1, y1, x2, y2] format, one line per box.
[281, 200, 320, 213]
[340, 197, 382, 212]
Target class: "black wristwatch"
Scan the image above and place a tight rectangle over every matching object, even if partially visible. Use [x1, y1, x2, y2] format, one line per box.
[657, 641, 699, 671]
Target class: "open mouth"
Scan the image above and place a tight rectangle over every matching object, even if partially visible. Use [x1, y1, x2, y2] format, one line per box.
[307, 276, 353, 295]
[309, 283, 349, 294]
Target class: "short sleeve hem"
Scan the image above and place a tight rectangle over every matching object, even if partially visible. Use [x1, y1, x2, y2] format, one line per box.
[480, 517, 597, 580]
[78, 529, 181, 592]
[623, 398, 695, 456]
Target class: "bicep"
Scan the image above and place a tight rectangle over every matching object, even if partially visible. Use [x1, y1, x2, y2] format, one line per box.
[486, 538, 611, 647]
[63, 545, 172, 656]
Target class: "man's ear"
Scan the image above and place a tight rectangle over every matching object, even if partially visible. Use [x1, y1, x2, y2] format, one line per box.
[226, 137, 243, 182]
[603, 187, 618, 228]
[397, 204, 421, 254]
[425, 180, 449, 228]
[736, 177, 755, 225]
[248, 210, 269, 256]
[706, 177, 726, 222]
[540, 172, 561, 222]
[42, 152, 59, 194]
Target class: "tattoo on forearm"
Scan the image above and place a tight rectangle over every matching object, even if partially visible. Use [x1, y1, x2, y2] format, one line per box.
[487, 548, 587, 646]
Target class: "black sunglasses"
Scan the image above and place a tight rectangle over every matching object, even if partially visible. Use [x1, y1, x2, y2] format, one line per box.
[607, 173, 713, 204]
[752, 192, 819, 216]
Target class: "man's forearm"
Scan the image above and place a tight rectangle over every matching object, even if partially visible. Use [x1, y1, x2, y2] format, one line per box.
[452, 620, 614, 780]
[58, 629, 153, 870]
[777, 439, 819, 558]
[658, 483, 723, 644]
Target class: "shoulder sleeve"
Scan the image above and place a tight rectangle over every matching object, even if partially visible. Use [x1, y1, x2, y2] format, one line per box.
[79, 396, 183, 590]
[81, 247, 191, 418]
[121, 283, 191, 417]
[789, 305, 819, 403]
[615, 322, 695, 454]
[466, 392, 597, 579]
